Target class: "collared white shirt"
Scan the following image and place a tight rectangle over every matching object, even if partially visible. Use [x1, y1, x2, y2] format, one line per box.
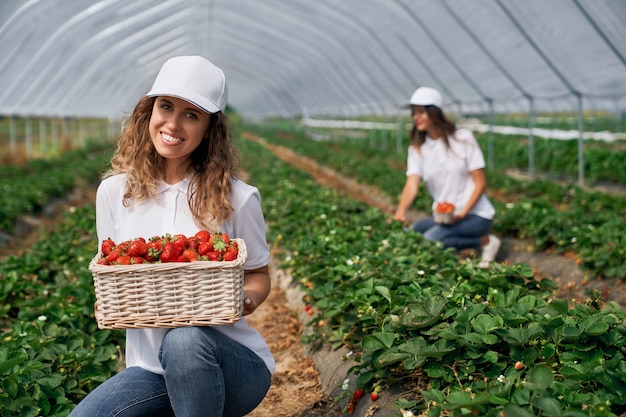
[95, 173, 275, 375]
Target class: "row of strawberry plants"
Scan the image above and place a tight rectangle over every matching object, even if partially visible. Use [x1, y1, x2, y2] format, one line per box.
[238, 135, 626, 416]
[0, 144, 111, 232]
[0, 205, 124, 417]
[244, 124, 626, 280]
[474, 134, 626, 186]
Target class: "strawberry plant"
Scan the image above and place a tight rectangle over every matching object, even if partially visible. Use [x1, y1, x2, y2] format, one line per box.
[0, 206, 123, 416]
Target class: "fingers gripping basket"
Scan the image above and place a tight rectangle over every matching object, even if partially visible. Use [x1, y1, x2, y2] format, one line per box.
[88, 239, 246, 329]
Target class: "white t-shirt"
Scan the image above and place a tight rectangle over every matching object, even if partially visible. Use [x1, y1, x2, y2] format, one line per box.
[95, 173, 275, 375]
[406, 128, 495, 220]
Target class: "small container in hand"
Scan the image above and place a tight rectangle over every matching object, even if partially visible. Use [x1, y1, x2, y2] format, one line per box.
[434, 202, 455, 224]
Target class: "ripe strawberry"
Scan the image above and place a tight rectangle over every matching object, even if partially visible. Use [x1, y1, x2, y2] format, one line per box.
[127, 239, 148, 257]
[182, 249, 199, 262]
[176, 255, 190, 262]
[116, 256, 131, 265]
[187, 236, 201, 251]
[145, 240, 162, 262]
[131, 256, 145, 264]
[205, 251, 221, 261]
[198, 242, 214, 256]
[352, 388, 364, 400]
[105, 249, 121, 263]
[160, 242, 181, 263]
[101, 238, 115, 256]
[222, 246, 238, 261]
[194, 230, 211, 242]
[172, 234, 188, 252]
[370, 392, 379, 402]
[514, 361, 524, 370]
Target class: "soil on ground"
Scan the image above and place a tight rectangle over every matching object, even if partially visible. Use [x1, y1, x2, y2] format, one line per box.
[2, 133, 624, 417]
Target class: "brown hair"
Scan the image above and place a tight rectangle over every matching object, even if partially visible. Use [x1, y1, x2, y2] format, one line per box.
[410, 105, 457, 152]
[104, 96, 240, 230]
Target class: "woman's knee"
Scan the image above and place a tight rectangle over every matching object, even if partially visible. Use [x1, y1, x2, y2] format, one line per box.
[160, 327, 218, 364]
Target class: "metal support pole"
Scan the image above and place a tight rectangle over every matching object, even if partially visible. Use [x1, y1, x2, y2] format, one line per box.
[576, 93, 584, 186]
[528, 98, 535, 177]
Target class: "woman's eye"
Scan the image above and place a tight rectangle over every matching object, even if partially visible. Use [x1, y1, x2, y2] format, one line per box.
[160, 103, 172, 111]
[186, 112, 198, 120]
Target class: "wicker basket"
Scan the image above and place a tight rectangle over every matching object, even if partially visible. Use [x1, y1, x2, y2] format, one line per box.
[88, 238, 247, 329]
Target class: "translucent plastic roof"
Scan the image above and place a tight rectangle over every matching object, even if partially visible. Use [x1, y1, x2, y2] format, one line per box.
[1, 0, 625, 119]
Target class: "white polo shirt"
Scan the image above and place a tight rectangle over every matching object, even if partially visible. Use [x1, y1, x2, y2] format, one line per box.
[95, 173, 275, 375]
[406, 128, 495, 220]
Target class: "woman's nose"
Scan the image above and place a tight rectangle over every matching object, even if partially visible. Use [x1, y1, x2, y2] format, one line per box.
[166, 114, 183, 129]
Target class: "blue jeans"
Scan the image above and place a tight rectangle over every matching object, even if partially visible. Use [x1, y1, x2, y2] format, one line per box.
[411, 214, 492, 251]
[69, 327, 271, 417]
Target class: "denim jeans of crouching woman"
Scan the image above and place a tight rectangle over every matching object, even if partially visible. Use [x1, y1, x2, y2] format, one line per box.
[410, 213, 493, 251]
[68, 326, 271, 417]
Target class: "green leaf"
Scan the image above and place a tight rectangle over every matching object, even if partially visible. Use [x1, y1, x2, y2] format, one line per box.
[503, 403, 536, 417]
[362, 332, 395, 351]
[549, 298, 569, 315]
[0, 350, 28, 374]
[472, 314, 504, 334]
[530, 397, 562, 416]
[443, 390, 473, 409]
[579, 316, 609, 336]
[374, 286, 391, 303]
[461, 332, 484, 345]
[527, 364, 553, 389]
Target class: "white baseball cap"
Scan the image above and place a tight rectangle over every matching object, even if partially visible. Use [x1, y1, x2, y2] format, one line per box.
[408, 87, 443, 110]
[147, 56, 228, 113]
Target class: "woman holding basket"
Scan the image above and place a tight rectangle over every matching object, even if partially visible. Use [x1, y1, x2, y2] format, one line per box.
[393, 86, 500, 268]
[70, 56, 274, 417]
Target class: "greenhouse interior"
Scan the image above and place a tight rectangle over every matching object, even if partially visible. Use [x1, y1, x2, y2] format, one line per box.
[1, 1, 625, 417]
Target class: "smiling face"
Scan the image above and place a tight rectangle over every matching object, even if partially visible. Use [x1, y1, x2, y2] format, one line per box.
[149, 96, 212, 181]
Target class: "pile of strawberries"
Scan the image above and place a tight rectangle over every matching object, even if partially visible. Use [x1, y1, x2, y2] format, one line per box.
[97, 230, 239, 265]
[434, 201, 455, 214]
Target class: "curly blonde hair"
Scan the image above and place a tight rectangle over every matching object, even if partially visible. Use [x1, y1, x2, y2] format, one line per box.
[104, 96, 240, 230]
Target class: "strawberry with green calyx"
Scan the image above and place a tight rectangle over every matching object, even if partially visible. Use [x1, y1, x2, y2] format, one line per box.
[209, 232, 229, 253]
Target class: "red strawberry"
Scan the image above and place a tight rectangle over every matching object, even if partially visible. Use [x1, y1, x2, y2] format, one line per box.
[352, 388, 364, 400]
[127, 239, 148, 257]
[222, 246, 238, 261]
[160, 242, 181, 263]
[198, 242, 214, 256]
[116, 256, 131, 265]
[205, 251, 221, 261]
[105, 249, 120, 263]
[370, 392, 379, 402]
[172, 234, 188, 252]
[101, 238, 115, 256]
[194, 230, 211, 242]
[182, 249, 199, 262]
[187, 236, 201, 251]
[145, 240, 162, 262]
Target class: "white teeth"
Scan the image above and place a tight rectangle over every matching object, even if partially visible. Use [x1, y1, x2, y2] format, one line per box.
[162, 132, 182, 143]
